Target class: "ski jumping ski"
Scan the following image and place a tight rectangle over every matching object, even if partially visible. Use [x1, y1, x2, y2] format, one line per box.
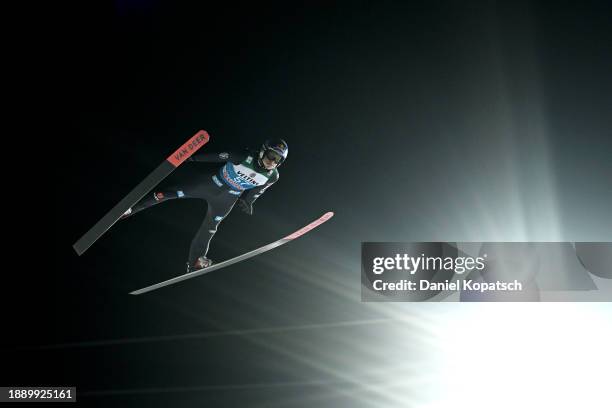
[130, 211, 334, 295]
[73, 130, 210, 255]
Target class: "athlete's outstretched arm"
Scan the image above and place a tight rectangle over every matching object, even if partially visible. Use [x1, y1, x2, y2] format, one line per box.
[238, 172, 279, 215]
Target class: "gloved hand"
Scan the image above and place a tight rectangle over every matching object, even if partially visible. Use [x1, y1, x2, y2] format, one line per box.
[237, 198, 253, 215]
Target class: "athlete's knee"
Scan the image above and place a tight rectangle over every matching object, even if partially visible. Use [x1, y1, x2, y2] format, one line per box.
[207, 215, 226, 234]
[152, 190, 186, 201]
[152, 192, 166, 201]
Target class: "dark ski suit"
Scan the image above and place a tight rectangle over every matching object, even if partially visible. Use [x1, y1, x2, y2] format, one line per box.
[127, 150, 279, 265]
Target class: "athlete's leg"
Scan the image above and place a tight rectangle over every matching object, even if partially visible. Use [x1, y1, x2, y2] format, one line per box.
[122, 188, 189, 219]
[187, 199, 237, 265]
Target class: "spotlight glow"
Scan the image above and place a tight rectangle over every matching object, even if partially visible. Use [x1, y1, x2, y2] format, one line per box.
[428, 304, 612, 408]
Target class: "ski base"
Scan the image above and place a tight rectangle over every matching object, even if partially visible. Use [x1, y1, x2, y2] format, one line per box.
[130, 212, 334, 295]
[73, 130, 210, 255]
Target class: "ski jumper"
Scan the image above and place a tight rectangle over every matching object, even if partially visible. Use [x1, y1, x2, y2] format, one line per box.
[127, 150, 279, 265]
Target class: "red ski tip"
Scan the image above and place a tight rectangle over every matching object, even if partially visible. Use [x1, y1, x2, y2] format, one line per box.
[283, 211, 334, 240]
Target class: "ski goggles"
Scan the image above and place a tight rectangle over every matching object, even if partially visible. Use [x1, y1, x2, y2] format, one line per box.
[264, 149, 283, 163]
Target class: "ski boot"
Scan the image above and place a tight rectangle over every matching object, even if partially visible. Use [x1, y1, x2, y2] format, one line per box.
[119, 207, 133, 220]
[186, 256, 214, 273]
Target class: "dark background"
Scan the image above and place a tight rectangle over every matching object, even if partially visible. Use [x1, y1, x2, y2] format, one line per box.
[4, 1, 612, 406]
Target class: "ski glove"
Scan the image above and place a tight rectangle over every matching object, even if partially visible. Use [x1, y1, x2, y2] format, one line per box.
[237, 198, 253, 215]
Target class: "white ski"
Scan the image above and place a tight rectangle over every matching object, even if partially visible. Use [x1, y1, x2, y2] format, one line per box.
[130, 212, 334, 295]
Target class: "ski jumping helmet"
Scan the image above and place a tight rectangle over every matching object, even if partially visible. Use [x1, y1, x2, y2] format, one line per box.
[258, 139, 288, 168]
